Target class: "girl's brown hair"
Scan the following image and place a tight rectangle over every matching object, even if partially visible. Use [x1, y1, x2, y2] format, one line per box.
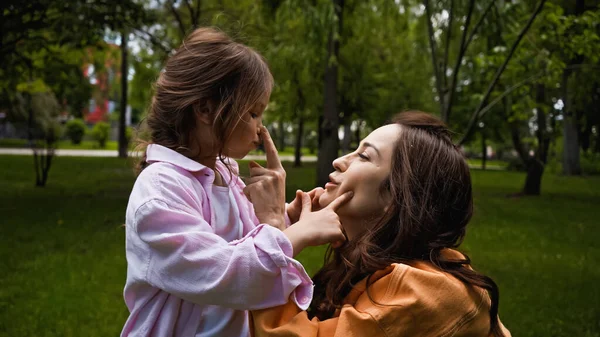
[309, 111, 504, 337]
[136, 27, 273, 173]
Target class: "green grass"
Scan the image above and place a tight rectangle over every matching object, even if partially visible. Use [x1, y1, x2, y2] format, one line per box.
[0, 156, 598, 336]
[467, 158, 508, 169]
[0, 138, 119, 150]
[248, 147, 315, 157]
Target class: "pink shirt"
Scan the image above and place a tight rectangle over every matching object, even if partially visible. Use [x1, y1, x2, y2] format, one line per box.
[121, 144, 313, 337]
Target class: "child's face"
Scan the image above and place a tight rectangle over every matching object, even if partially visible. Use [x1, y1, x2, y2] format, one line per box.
[223, 97, 268, 159]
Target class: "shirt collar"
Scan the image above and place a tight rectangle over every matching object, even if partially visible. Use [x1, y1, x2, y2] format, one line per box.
[146, 144, 210, 173]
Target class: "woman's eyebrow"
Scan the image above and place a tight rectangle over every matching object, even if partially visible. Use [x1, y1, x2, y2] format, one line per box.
[362, 142, 381, 157]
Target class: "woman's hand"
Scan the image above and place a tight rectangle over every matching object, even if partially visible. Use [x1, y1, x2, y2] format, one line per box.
[243, 127, 286, 230]
[284, 191, 353, 256]
[286, 187, 325, 224]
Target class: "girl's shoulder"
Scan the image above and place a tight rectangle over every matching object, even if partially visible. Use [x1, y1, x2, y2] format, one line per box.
[137, 161, 204, 189]
[131, 162, 209, 210]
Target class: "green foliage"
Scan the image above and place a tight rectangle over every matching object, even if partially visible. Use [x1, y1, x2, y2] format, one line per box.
[91, 122, 111, 148]
[129, 50, 161, 120]
[581, 152, 600, 175]
[65, 119, 87, 145]
[126, 126, 134, 144]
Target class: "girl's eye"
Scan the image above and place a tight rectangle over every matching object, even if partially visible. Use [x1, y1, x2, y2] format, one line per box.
[358, 153, 369, 161]
[251, 113, 259, 119]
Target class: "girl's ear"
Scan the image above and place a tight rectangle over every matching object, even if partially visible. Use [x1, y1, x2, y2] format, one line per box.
[194, 101, 214, 125]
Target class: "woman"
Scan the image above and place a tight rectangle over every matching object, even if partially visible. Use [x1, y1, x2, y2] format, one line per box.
[252, 111, 511, 337]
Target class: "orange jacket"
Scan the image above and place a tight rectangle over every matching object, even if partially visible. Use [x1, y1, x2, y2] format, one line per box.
[252, 255, 511, 337]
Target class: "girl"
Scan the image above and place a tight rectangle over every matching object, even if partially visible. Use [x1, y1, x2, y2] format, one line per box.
[121, 27, 350, 337]
[252, 111, 511, 337]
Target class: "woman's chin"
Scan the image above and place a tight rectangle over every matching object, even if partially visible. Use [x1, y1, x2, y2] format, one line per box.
[318, 191, 337, 208]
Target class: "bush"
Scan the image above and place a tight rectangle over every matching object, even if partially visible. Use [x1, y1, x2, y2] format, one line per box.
[91, 122, 110, 148]
[126, 126, 133, 144]
[45, 121, 63, 145]
[582, 152, 600, 175]
[506, 157, 527, 172]
[65, 118, 86, 145]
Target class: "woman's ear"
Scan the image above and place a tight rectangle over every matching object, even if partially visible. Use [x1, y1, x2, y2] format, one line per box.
[381, 192, 394, 213]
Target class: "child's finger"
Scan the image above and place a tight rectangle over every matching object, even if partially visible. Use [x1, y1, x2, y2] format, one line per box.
[242, 186, 253, 202]
[300, 192, 312, 215]
[326, 191, 354, 211]
[294, 189, 303, 201]
[249, 165, 270, 177]
[260, 126, 283, 170]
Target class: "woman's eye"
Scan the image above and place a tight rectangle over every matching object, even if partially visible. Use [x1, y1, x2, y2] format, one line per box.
[358, 153, 369, 161]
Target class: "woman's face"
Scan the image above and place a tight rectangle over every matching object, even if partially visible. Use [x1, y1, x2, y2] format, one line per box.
[318, 124, 400, 239]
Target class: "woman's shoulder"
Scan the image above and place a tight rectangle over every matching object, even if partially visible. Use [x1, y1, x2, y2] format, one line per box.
[357, 258, 492, 337]
[385, 261, 486, 305]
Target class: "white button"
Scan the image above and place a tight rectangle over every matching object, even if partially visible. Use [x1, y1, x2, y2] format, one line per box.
[301, 296, 309, 304]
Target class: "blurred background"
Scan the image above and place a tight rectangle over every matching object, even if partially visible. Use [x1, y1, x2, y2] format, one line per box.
[1, 0, 599, 336]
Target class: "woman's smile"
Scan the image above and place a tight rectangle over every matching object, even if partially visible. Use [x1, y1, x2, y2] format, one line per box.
[325, 175, 339, 189]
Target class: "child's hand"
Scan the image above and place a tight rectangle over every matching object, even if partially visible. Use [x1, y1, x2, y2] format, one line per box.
[283, 191, 353, 256]
[244, 127, 287, 230]
[287, 187, 325, 224]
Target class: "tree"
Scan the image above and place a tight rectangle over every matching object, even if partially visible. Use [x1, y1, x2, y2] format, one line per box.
[462, 0, 600, 194]
[421, 0, 547, 140]
[119, 29, 130, 158]
[317, 0, 344, 187]
[1, 0, 148, 185]
[558, 0, 600, 175]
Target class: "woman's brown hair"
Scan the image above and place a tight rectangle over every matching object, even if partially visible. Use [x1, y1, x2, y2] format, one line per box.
[135, 27, 273, 173]
[309, 111, 504, 337]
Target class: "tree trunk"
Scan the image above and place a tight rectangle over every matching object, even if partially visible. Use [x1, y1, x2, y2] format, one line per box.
[523, 158, 544, 195]
[27, 91, 42, 186]
[316, 0, 343, 187]
[293, 71, 305, 167]
[580, 114, 591, 152]
[278, 118, 285, 151]
[317, 115, 323, 149]
[504, 90, 544, 196]
[341, 119, 351, 154]
[119, 29, 129, 158]
[562, 0, 585, 175]
[269, 125, 278, 151]
[354, 120, 360, 148]
[595, 125, 600, 154]
[481, 129, 486, 170]
[536, 84, 550, 164]
[562, 66, 581, 175]
[523, 83, 549, 196]
[294, 116, 304, 167]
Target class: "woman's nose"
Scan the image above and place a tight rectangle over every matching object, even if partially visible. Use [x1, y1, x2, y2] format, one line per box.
[332, 155, 347, 172]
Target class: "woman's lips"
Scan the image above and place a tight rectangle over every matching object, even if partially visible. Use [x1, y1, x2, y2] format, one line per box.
[325, 182, 338, 189]
[325, 175, 339, 189]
